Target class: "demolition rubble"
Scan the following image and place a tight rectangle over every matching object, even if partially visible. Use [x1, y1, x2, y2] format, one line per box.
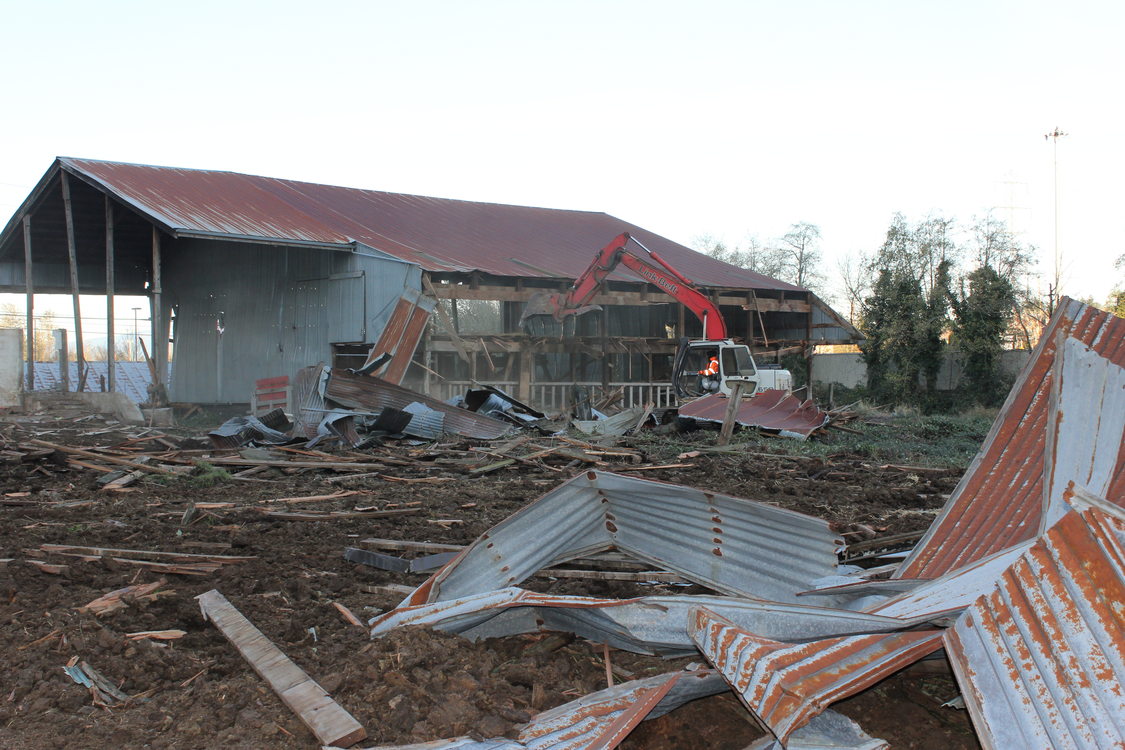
[0, 298, 1121, 749]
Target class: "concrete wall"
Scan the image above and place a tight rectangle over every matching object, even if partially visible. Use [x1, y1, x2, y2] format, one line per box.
[0, 328, 22, 407]
[812, 349, 1031, 391]
[164, 240, 421, 403]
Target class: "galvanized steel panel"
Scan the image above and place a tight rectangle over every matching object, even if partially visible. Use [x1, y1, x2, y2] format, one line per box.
[325, 368, 512, 440]
[898, 299, 1125, 579]
[944, 497, 1125, 750]
[55, 158, 800, 292]
[371, 587, 921, 657]
[691, 606, 943, 742]
[405, 471, 840, 607]
[677, 390, 831, 439]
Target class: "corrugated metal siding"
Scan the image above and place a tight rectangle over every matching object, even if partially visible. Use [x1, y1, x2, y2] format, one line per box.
[55, 158, 800, 292]
[691, 606, 943, 742]
[944, 500, 1125, 750]
[897, 299, 1125, 579]
[165, 239, 418, 403]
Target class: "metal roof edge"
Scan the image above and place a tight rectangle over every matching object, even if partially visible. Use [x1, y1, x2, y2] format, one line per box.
[57, 157, 182, 237]
[0, 158, 64, 252]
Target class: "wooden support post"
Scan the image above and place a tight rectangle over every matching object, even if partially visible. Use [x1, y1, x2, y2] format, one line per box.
[22, 216, 33, 391]
[54, 329, 68, 391]
[518, 346, 533, 403]
[150, 226, 165, 390]
[105, 197, 115, 393]
[60, 173, 85, 390]
[717, 381, 747, 446]
[599, 310, 610, 393]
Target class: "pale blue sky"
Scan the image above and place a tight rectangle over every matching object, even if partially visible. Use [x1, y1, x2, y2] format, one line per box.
[2, 0, 1122, 320]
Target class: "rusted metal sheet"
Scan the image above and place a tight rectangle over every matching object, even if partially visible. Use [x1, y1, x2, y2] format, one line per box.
[324, 368, 511, 440]
[677, 390, 830, 439]
[898, 299, 1125, 579]
[371, 587, 915, 657]
[691, 606, 943, 743]
[944, 494, 1125, 750]
[401, 471, 841, 608]
[357, 670, 726, 750]
[54, 158, 800, 291]
[362, 289, 434, 384]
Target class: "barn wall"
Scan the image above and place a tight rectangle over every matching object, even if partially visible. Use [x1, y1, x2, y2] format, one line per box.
[164, 239, 419, 403]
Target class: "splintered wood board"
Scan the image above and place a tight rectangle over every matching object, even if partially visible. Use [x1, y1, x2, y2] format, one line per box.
[196, 589, 366, 747]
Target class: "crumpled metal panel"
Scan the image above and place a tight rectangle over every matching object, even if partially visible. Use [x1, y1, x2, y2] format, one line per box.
[403, 471, 841, 607]
[370, 587, 917, 657]
[944, 494, 1125, 750]
[55, 158, 801, 291]
[898, 298, 1125, 579]
[743, 709, 888, 750]
[363, 289, 435, 384]
[325, 368, 511, 440]
[677, 390, 830, 440]
[352, 670, 726, 750]
[690, 606, 943, 742]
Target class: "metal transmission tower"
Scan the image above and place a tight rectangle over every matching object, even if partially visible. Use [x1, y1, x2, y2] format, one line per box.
[1044, 127, 1067, 313]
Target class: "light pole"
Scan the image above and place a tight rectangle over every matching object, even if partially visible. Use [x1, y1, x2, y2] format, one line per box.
[131, 307, 141, 361]
[1044, 126, 1067, 313]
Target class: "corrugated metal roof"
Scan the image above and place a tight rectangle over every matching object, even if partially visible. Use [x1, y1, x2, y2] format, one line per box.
[53, 157, 800, 292]
[944, 493, 1125, 750]
[403, 471, 841, 608]
[690, 606, 943, 743]
[897, 298, 1125, 579]
[677, 390, 831, 439]
[371, 587, 915, 657]
[324, 368, 511, 440]
[742, 709, 888, 750]
[30, 360, 162, 404]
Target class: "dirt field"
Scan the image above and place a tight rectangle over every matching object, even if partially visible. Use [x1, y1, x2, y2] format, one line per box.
[0, 408, 985, 749]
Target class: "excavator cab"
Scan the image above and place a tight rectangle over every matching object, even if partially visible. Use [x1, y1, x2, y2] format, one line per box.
[672, 339, 760, 399]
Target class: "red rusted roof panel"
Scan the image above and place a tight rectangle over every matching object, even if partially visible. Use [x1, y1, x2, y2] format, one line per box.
[944, 498, 1125, 749]
[897, 299, 1125, 579]
[691, 606, 942, 742]
[677, 390, 830, 439]
[58, 157, 800, 291]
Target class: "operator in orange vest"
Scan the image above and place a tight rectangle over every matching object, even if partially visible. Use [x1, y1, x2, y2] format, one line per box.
[698, 352, 720, 392]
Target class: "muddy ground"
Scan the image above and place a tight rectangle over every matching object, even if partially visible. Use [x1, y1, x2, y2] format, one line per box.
[0, 409, 982, 749]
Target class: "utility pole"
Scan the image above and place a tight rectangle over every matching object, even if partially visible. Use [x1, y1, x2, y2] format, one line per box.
[1044, 127, 1067, 314]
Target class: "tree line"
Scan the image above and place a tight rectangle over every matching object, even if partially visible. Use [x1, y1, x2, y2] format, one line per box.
[698, 215, 1124, 412]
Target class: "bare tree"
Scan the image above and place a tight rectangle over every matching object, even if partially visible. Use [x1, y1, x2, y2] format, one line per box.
[778, 222, 825, 292]
[694, 234, 786, 279]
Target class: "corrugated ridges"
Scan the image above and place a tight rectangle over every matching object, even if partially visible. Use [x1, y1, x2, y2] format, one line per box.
[898, 300, 1125, 579]
[690, 606, 942, 742]
[677, 390, 830, 438]
[944, 504, 1125, 750]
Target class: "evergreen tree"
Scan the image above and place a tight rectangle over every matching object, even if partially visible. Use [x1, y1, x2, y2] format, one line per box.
[949, 265, 1016, 406]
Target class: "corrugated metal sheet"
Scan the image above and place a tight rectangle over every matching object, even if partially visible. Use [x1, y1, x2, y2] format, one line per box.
[53, 158, 801, 292]
[324, 368, 511, 440]
[371, 587, 920, 657]
[897, 298, 1125, 579]
[363, 289, 434, 384]
[30, 360, 163, 404]
[690, 606, 943, 743]
[677, 390, 831, 439]
[358, 670, 726, 750]
[402, 471, 840, 607]
[743, 709, 888, 750]
[944, 494, 1125, 750]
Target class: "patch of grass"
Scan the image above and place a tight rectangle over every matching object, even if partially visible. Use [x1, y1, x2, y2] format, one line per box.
[189, 460, 233, 487]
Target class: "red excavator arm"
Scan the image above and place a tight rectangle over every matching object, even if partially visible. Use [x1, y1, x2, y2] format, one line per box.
[527, 233, 729, 340]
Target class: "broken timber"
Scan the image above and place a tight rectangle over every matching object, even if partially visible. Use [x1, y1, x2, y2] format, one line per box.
[197, 589, 366, 747]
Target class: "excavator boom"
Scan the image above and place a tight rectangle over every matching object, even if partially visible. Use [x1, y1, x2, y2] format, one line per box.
[522, 233, 729, 340]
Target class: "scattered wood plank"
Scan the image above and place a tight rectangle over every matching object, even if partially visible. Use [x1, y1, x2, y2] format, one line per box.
[197, 589, 367, 747]
[260, 508, 421, 521]
[469, 458, 515, 475]
[332, 602, 365, 630]
[614, 463, 695, 472]
[359, 583, 415, 596]
[201, 457, 389, 472]
[39, 544, 255, 562]
[359, 538, 464, 554]
[125, 629, 186, 641]
[263, 490, 366, 504]
[26, 559, 67, 574]
[27, 439, 181, 476]
[79, 579, 168, 615]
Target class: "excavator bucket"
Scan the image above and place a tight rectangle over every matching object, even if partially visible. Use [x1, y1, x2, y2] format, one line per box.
[519, 291, 559, 325]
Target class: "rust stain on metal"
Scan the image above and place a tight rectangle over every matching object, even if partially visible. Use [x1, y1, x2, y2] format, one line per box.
[362, 293, 433, 384]
[691, 606, 943, 742]
[678, 390, 831, 439]
[899, 299, 1125, 579]
[944, 497, 1125, 749]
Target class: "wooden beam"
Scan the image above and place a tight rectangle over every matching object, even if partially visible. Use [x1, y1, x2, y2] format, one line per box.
[428, 283, 809, 312]
[150, 226, 165, 391]
[105, 197, 115, 393]
[197, 590, 367, 747]
[60, 172, 85, 390]
[717, 381, 748, 446]
[22, 215, 33, 391]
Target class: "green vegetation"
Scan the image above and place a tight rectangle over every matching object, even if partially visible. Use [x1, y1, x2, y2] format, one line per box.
[189, 460, 232, 487]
